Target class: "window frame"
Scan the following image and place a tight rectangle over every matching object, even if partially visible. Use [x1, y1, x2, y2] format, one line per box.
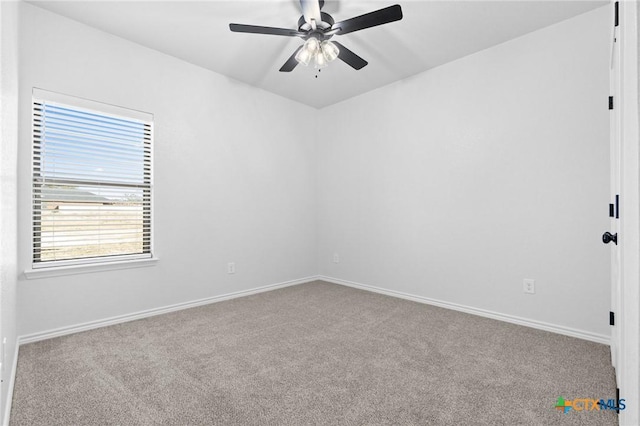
[30, 88, 155, 271]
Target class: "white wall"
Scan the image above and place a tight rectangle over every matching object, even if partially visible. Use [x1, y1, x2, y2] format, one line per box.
[15, 3, 611, 342]
[0, 2, 18, 422]
[317, 6, 611, 338]
[16, 3, 318, 337]
[0, 0, 19, 422]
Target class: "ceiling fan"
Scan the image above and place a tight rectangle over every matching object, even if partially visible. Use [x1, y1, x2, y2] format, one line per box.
[229, 0, 403, 72]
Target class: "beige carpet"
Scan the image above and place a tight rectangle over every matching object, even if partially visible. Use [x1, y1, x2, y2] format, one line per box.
[10, 281, 617, 425]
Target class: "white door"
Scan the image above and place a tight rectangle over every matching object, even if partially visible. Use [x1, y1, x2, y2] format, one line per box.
[609, 1, 640, 425]
[608, 0, 621, 372]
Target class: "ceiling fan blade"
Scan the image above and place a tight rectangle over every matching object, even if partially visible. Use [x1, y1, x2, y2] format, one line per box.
[299, 0, 322, 25]
[332, 4, 403, 35]
[279, 46, 303, 72]
[332, 41, 367, 70]
[229, 24, 305, 37]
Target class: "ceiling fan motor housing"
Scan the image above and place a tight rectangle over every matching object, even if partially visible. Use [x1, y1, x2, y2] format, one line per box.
[297, 12, 335, 40]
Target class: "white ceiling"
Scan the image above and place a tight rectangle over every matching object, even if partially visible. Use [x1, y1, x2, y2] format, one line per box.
[28, 0, 607, 108]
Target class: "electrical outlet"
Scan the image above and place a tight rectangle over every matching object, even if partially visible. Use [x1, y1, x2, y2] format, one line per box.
[333, 253, 340, 263]
[523, 279, 535, 294]
[227, 262, 235, 274]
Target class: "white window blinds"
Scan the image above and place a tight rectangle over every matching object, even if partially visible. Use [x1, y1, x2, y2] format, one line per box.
[32, 95, 153, 266]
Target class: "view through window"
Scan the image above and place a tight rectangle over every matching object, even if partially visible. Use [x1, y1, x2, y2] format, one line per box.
[32, 95, 153, 266]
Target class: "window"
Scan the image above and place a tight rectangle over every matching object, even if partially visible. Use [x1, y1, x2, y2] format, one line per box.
[32, 90, 153, 268]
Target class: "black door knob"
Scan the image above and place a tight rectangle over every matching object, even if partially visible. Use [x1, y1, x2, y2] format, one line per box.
[602, 232, 617, 245]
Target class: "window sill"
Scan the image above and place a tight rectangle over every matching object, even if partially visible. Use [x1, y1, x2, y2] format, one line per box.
[24, 257, 159, 280]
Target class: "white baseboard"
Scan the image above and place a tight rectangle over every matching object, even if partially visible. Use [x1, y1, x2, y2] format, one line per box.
[2, 341, 19, 426]
[19, 274, 610, 346]
[19, 276, 320, 345]
[319, 275, 610, 345]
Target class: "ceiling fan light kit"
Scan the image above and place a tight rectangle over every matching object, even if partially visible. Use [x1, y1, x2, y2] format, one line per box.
[229, 0, 403, 73]
[295, 38, 339, 68]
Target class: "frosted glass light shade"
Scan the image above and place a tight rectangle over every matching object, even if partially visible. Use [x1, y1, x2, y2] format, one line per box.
[321, 41, 339, 62]
[314, 50, 328, 68]
[295, 48, 313, 66]
[296, 37, 321, 66]
[303, 37, 320, 54]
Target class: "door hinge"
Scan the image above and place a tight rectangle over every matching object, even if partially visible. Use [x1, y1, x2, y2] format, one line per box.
[610, 311, 615, 326]
[609, 96, 614, 110]
[609, 195, 620, 218]
[614, 2, 619, 27]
